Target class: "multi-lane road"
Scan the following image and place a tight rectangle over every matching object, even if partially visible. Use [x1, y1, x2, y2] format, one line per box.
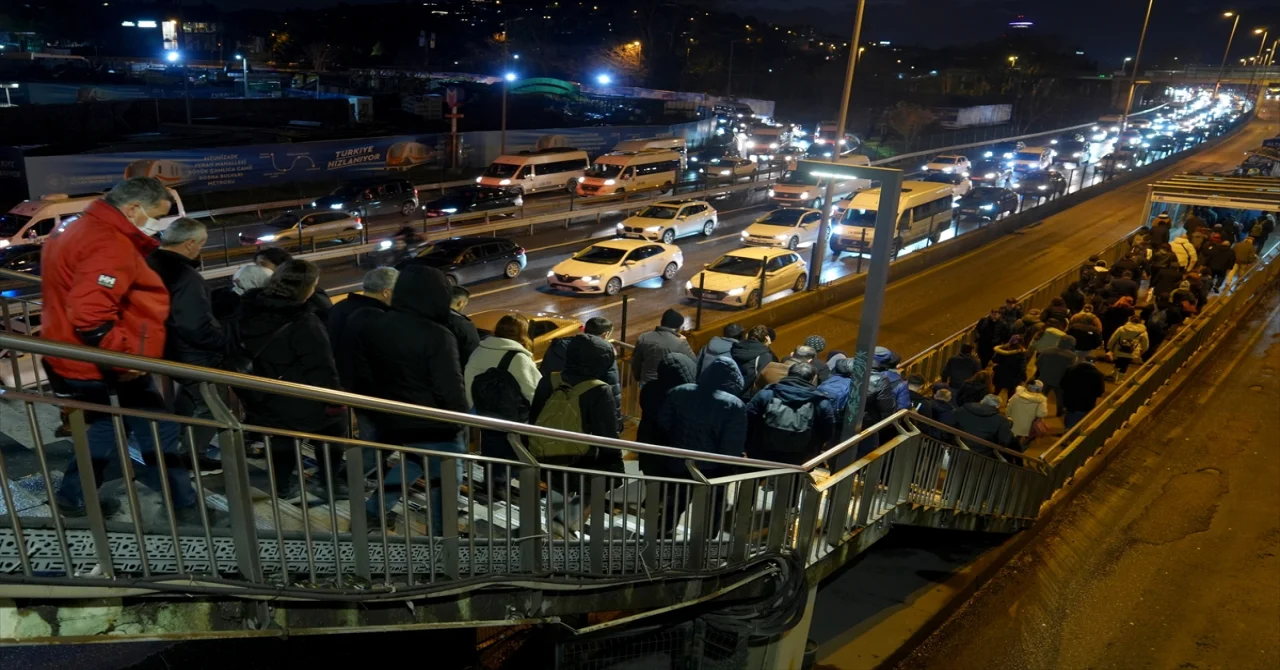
[268, 131, 1199, 338]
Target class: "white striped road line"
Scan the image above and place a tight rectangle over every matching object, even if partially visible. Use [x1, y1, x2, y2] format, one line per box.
[570, 299, 625, 318]
[697, 232, 744, 244]
[472, 281, 531, 298]
[527, 232, 618, 253]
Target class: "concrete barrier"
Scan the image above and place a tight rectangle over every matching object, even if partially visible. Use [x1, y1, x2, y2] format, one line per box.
[684, 117, 1251, 351]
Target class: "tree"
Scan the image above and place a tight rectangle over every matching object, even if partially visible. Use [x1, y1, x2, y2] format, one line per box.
[884, 102, 937, 151]
[602, 42, 646, 81]
[304, 42, 332, 72]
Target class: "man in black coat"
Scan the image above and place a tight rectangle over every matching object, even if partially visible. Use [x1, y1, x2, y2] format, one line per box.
[973, 308, 1012, 367]
[531, 333, 625, 473]
[147, 218, 228, 467]
[729, 324, 777, 398]
[1060, 358, 1107, 430]
[941, 343, 982, 389]
[448, 285, 481, 367]
[254, 247, 333, 323]
[357, 265, 470, 530]
[328, 267, 397, 472]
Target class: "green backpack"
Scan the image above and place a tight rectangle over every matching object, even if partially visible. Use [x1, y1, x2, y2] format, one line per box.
[528, 372, 609, 460]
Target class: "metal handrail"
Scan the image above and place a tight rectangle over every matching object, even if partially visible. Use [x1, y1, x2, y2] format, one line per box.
[0, 331, 803, 473]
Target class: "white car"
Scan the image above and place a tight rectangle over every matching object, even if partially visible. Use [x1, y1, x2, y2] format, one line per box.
[685, 247, 808, 309]
[741, 208, 826, 250]
[920, 172, 972, 198]
[923, 154, 971, 175]
[700, 157, 757, 178]
[548, 238, 683, 296]
[617, 200, 717, 244]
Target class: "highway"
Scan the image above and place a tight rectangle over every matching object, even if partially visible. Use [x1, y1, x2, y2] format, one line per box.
[275, 136, 1179, 336]
[893, 273, 1280, 670]
[767, 103, 1278, 359]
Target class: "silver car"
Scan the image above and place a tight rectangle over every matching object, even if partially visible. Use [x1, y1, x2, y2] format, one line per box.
[239, 210, 364, 246]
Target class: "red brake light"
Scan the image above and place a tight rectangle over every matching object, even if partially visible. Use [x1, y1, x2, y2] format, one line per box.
[413, 188, 419, 197]
[516, 247, 526, 255]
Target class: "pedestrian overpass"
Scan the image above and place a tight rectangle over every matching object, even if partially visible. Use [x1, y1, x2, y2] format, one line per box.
[0, 233, 1277, 660]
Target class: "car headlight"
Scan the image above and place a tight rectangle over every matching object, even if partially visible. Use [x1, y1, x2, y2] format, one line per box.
[644, 226, 661, 232]
[329, 203, 344, 210]
[604, 179, 616, 186]
[745, 141, 755, 148]
[685, 280, 694, 290]
[720, 169, 731, 175]
[1037, 185, 1047, 191]
[1072, 152, 1082, 158]
[942, 166, 953, 173]
[379, 240, 393, 250]
[1141, 142, 1150, 148]
[983, 151, 994, 158]
[984, 172, 996, 179]
[1050, 139, 1058, 144]
[616, 223, 626, 231]
[922, 164, 930, 171]
[832, 224, 846, 235]
[769, 142, 779, 149]
[775, 234, 790, 240]
[547, 270, 556, 277]
[257, 234, 276, 242]
[980, 204, 994, 210]
[0, 240, 9, 248]
[768, 188, 776, 197]
[310, 201, 317, 207]
[727, 287, 745, 297]
[691, 156, 699, 162]
[475, 177, 483, 183]
[441, 208, 458, 214]
[799, 191, 810, 199]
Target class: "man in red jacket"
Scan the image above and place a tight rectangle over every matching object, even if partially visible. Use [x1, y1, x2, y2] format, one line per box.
[42, 177, 201, 521]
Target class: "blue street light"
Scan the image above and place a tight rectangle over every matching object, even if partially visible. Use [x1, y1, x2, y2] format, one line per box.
[166, 51, 180, 63]
[504, 72, 517, 82]
[596, 73, 612, 85]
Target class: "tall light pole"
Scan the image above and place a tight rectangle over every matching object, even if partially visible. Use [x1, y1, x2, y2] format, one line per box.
[234, 54, 248, 98]
[727, 38, 751, 96]
[1215, 11, 1241, 96]
[1120, 0, 1156, 133]
[500, 72, 516, 154]
[167, 51, 191, 125]
[1247, 28, 1268, 97]
[1121, 56, 1132, 74]
[809, 0, 867, 290]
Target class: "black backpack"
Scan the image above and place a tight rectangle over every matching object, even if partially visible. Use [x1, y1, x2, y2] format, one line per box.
[760, 394, 817, 453]
[472, 350, 530, 422]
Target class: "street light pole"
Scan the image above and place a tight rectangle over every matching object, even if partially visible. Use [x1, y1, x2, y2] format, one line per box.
[235, 54, 249, 98]
[1214, 11, 1241, 97]
[809, 0, 867, 290]
[1120, 0, 1156, 133]
[501, 75, 509, 155]
[1247, 29, 1268, 97]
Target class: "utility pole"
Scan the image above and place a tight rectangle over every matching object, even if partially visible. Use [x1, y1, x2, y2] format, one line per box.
[1214, 11, 1241, 97]
[1120, 0, 1156, 132]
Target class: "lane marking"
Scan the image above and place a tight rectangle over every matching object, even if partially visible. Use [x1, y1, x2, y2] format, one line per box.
[698, 232, 744, 244]
[571, 299, 625, 318]
[472, 281, 531, 298]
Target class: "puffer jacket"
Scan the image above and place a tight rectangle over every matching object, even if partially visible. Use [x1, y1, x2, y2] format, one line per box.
[464, 335, 541, 407]
[655, 357, 748, 477]
[1200, 240, 1236, 273]
[1005, 386, 1048, 437]
[696, 335, 738, 373]
[357, 265, 469, 444]
[146, 248, 228, 368]
[1108, 322, 1149, 360]
[745, 375, 837, 463]
[990, 344, 1028, 390]
[530, 334, 621, 441]
[542, 335, 622, 422]
[950, 402, 1015, 450]
[1170, 235, 1198, 269]
[636, 353, 696, 447]
[632, 326, 696, 383]
[729, 338, 777, 397]
[236, 289, 340, 433]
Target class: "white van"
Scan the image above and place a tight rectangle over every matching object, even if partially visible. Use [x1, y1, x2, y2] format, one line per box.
[476, 148, 590, 195]
[745, 126, 789, 160]
[576, 149, 682, 196]
[1, 189, 186, 248]
[829, 181, 955, 256]
[1008, 147, 1054, 173]
[769, 154, 871, 208]
[612, 137, 687, 167]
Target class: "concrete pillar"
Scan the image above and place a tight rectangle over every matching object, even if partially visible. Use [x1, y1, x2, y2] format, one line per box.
[746, 584, 818, 670]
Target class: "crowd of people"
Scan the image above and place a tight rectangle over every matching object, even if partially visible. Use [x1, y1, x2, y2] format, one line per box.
[35, 176, 1272, 531]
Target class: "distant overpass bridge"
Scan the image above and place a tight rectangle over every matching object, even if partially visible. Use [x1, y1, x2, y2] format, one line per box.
[1136, 66, 1280, 86]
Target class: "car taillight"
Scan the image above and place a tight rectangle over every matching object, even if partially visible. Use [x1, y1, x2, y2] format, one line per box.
[355, 217, 363, 226]
[413, 188, 419, 198]
[516, 247, 526, 255]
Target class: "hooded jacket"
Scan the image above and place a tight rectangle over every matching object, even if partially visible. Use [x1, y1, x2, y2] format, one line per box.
[541, 336, 623, 421]
[632, 326, 696, 383]
[236, 289, 340, 432]
[941, 352, 983, 389]
[1035, 338, 1077, 387]
[636, 352, 696, 446]
[1108, 321, 1149, 360]
[696, 335, 738, 373]
[873, 348, 911, 410]
[1233, 237, 1256, 264]
[1170, 235, 1198, 269]
[146, 247, 228, 369]
[955, 377, 992, 407]
[990, 344, 1028, 390]
[357, 265, 469, 444]
[41, 200, 170, 381]
[655, 357, 748, 477]
[1005, 386, 1048, 437]
[1030, 326, 1068, 355]
[464, 335, 541, 407]
[729, 338, 777, 397]
[745, 375, 837, 462]
[326, 292, 388, 390]
[531, 334, 621, 441]
[1200, 240, 1236, 273]
[950, 402, 1014, 449]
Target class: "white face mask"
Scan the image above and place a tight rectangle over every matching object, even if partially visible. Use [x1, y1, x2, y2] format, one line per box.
[142, 216, 171, 235]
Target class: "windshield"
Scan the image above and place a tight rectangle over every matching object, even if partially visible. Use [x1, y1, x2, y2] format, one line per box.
[758, 209, 806, 226]
[1014, 152, 1042, 161]
[0, 213, 32, 236]
[266, 214, 300, 229]
[585, 163, 624, 179]
[839, 207, 877, 228]
[483, 162, 521, 179]
[572, 245, 627, 265]
[707, 255, 764, 277]
[931, 156, 958, 164]
[636, 205, 679, 220]
[779, 169, 820, 186]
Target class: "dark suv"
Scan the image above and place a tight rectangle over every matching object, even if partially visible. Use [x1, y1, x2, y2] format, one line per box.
[397, 236, 528, 287]
[312, 179, 419, 218]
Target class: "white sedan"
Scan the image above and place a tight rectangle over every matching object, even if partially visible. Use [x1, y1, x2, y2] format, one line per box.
[923, 154, 971, 175]
[548, 238, 683, 296]
[685, 247, 808, 309]
[700, 157, 757, 178]
[741, 208, 826, 250]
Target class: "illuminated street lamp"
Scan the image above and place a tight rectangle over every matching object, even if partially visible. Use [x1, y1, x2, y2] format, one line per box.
[1246, 28, 1268, 97]
[1214, 11, 1242, 96]
[0, 83, 19, 108]
[501, 72, 518, 154]
[234, 54, 249, 98]
[1008, 55, 1018, 68]
[595, 73, 612, 85]
[166, 51, 191, 125]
